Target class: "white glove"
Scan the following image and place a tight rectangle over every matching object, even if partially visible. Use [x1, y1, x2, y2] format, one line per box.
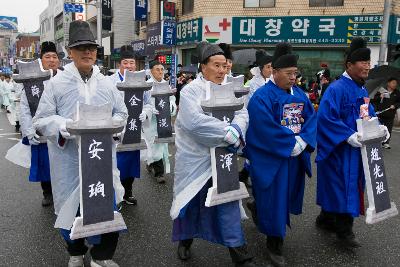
[291, 136, 307, 157]
[224, 126, 241, 148]
[139, 111, 147, 122]
[347, 132, 363, 148]
[59, 119, 74, 139]
[379, 125, 390, 143]
[28, 133, 40, 145]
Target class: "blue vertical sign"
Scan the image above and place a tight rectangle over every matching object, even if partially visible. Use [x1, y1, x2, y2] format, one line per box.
[134, 0, 148, 21]
[161, 20, 176, 45]
[170, 54, 177, 88]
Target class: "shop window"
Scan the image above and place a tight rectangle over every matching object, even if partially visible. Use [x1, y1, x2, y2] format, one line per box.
[182, 0, 194, 15]
[309, 0, 344, 7]
[244, 0, 275, 8]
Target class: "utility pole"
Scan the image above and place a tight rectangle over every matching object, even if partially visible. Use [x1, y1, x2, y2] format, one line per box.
[378, 0, 392, 66]
[96, 0, 102, 47]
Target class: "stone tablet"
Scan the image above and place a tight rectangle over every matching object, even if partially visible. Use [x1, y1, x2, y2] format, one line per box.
[151, 81, 174, 139]
[227, 75, 250, 98]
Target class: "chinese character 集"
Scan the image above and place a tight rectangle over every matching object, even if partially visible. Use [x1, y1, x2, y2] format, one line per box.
[88, 139, 104, 160]
[128, 118, 138, 131]
[88, 181, 105, 198]
[220, 153, 234, 172]
[129, 95, 141, 106]
[31, 85, 40, 98]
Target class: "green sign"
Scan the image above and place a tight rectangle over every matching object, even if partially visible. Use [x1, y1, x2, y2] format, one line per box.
[388, 15, 400, 44]
[232, 15, 384, 45]
[176, 18, 203, 45]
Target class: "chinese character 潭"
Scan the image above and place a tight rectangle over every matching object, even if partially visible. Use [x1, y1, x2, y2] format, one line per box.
[88, 181, 106, 198]
[129, 95, 141, 106]
[376, 181, 386, 195]
[319, 18, 335, 36]
[158, 99, 166, 109]
[128, 118, 138, 131]
[31, 85, 40, 98]
[292, 18, 310, 36]
[88, 139, 104, 160]
[373, 164, 384, 179]
[159, 118, 168, 128]
[265, 19, 283, 37]
[370, 147, 381, 163]
[220, 153, 234, 172]
[240, 19, 256, 36]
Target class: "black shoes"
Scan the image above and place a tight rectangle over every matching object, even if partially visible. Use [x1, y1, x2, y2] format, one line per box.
[315, 210, 336, 233]
[42, 194, 53, 207]
[177, 239, 193, 261]
[266, 236, 285, 267]
[123, 195, 137, 205]
[337, 232, 361, 248]
[239, 168, 250, 187]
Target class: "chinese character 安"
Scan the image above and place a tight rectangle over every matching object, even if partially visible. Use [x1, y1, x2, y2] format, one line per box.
[88, 139, 104, 160]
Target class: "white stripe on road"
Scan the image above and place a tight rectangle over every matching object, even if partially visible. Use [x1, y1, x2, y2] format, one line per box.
[7, 138, 21, 141]
[0, 133, 20, 136]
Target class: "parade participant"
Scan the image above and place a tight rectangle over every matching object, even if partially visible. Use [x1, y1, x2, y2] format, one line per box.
[33, 20, 127, 267]
[170, 42, 257, 267]
[109, 45, 152, 206]
[239, 50, 273, 186]
[315, 37, 389, 248]
[2, 74, 12, 111]
[143, 60, 176, 184]
[248, 50, 273, 100]
[372, 77, 400, 149]
[245, 42, 317, 267]
[19, 41, 59, 207]
[219, 43, 233, 82]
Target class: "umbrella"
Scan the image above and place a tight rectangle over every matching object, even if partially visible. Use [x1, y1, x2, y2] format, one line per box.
[232, 49, 258, 66]
[365, 77, 386, 97]
[368, 65, 400, 80]
[179, 65, 198, 74]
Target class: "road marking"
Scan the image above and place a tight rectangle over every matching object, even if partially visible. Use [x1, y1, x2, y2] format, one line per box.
[0, 133, 20, 136]
[7, 138, 21, 141]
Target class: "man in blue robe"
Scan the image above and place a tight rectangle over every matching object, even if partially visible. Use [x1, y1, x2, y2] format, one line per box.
[109, 45, 151, 207]
[170, 42, 258, 267]
[20, 41, 60, 207]
[315, 37, 389, 248]
[245, 43, 317, 267]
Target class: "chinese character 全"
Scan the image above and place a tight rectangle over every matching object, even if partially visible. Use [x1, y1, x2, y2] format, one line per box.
[265, 19, 283, 37]
[129, 95, 141, 106]
[370, 147, 381, 163]
[88, 139, 104, 160]
[319, 18, 335, 36]
[220, 153, 234, 172]
[292, 18, 310, 36]
[376, 181, 386, 195]
[88, 181, 105, 198]
[373, 164, 383, 179]
[128, 118, 138, 131]
[31, 85, 40, 98]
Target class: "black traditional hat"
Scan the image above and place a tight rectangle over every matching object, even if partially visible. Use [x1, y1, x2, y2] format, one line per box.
[191, 42, 224, 64]
[272, 42, 298, 69]
[149, 60, 163, 69]
[120, 45, 135, 61]
[218, 43, 233, 60]
[255, 50, 273, 67]
[40, 41, 57, 58]
[68, 20, 98, 48]
[346, 37, 371, 63]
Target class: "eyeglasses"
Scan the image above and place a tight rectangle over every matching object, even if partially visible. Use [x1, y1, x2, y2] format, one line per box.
[74, 45, 97, 52]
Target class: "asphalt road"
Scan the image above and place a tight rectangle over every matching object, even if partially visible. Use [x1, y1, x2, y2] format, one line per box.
[0, 109, 399, 267]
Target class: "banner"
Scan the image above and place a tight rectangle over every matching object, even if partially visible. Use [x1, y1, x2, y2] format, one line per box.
[134, 0, 148, 21]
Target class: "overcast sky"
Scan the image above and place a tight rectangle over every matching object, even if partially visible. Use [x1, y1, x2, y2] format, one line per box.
[0, 0, 48, 32]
